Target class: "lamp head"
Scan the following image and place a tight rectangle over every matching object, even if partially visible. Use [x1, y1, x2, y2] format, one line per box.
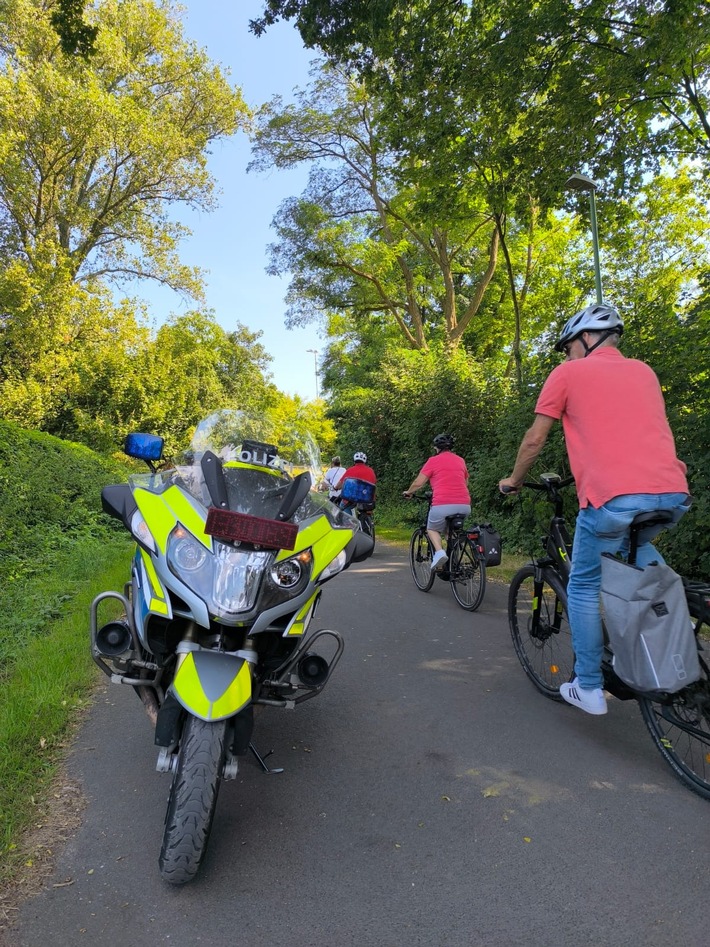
[565, 173, 598, 192]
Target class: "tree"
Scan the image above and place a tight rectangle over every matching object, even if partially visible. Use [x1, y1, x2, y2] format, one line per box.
[45, 309, 277, 453]
[252, 67, 512, 352]
[0, 0, 256, 444]
[252, 1, 710, 184]
[0, 0, 249, 295]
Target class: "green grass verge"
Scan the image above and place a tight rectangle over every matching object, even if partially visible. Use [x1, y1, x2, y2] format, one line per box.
[0, 539, 132, 884]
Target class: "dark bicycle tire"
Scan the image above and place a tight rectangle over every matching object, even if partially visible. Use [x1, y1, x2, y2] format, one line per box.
[159, 715, 227, 885]
[449, 536, 486, 611]
[638, 657, 710, 801]
[410, 527, 435, 592]
[508, 564, 575, 700]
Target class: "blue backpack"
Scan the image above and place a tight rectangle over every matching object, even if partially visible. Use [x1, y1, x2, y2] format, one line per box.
[340, 478, 375, 503]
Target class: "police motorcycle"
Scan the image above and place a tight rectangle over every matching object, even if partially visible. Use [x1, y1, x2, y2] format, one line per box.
[90, 410, 373, 885]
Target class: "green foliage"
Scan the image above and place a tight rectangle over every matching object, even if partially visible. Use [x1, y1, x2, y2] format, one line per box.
[327, 344, 502, 495]
[0, 0, 248, 291]
[253, 1, 710, 189]
[50, 0, 98, 57]
[619, 279, 710, 577]
[251, 68, 508, 351]
[0, 0, 261, 450]
[0, 419, 131, 669]
[0, 283, 279, 453]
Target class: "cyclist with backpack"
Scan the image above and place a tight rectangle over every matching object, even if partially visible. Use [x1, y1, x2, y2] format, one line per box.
[403, 434, 471, 571]
[338, 452, 377, 512]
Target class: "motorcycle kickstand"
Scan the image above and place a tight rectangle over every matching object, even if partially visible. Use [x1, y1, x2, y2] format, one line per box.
[249, 742, 284, 774]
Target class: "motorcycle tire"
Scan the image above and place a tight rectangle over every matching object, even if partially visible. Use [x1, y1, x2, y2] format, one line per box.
[159, 714, 228, 885]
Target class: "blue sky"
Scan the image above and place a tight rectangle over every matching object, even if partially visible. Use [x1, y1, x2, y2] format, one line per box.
[142, 1, 323, 400]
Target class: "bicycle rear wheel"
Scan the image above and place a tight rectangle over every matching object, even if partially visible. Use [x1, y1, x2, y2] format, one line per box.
[508, 564, 574, 700]
[638, 661, 710, 800]
[449, 537, 486, 611]
[410, 527, 435, 591]
[359, 511, 375, 545]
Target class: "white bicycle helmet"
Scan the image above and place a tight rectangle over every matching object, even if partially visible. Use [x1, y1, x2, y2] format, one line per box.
[353, 451, 367, 462]
[555, 303, 623, 353]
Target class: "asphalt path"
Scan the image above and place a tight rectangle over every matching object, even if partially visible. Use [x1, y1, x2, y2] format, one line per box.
[8, 541, 710, 946]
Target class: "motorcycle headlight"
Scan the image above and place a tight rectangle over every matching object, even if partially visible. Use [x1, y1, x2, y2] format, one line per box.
[212, 543, 270, 614]
[169, 527, 208, 572]
[270, 550, 313, 589]
[166, 526, 271, 619]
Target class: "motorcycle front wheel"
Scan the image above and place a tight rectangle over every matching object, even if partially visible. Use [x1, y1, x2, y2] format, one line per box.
[159, 714, 228, 885]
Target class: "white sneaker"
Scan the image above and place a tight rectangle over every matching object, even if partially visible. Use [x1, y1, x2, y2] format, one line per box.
[559, 678, 607, 715]
[430, 549, 448, 570]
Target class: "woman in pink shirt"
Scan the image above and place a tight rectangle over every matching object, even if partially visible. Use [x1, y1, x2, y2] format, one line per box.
[404, 434, 471, 570]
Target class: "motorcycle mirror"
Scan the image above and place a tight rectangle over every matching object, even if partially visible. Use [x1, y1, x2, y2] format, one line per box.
[124, 433, 165, 468]
[276, 472, 312, 521]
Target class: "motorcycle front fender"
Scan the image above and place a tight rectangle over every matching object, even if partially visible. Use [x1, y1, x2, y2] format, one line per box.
[172, 650, 251, 721]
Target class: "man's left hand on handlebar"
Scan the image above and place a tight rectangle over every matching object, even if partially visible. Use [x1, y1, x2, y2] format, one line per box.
[498, 478, 520, 495]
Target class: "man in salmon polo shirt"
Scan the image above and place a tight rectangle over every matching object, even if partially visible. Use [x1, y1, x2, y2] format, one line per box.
[499, 303, 690, 716]
[404, 433, 471, 571]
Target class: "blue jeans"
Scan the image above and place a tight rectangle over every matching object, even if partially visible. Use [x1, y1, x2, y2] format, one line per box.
[568, 493, 690, 689]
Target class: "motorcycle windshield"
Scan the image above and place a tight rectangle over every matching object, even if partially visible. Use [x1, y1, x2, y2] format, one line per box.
[128, 409, 354, 528]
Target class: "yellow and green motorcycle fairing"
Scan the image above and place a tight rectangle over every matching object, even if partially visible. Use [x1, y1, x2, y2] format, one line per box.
[120, 460, 364, 722]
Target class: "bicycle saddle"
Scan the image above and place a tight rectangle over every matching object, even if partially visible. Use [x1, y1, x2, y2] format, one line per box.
[630, 510, 674, 529]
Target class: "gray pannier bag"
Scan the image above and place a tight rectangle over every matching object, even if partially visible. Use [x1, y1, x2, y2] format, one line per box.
[601, 554, 701, 693]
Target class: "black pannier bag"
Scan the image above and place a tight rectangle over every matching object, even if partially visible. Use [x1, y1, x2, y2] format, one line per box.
[467, 524, 502, 566]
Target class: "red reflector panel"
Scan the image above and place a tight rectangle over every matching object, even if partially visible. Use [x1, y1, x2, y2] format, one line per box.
[204, 508, 298, 550]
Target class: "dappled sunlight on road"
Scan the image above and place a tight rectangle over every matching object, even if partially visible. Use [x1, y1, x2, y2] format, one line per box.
[461, 765, 572, 806]
[459, 766, 672, 805]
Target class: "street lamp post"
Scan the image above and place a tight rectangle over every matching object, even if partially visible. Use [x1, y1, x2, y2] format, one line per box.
[306, 348, 319, 398]
[565, 173, 603, 304]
